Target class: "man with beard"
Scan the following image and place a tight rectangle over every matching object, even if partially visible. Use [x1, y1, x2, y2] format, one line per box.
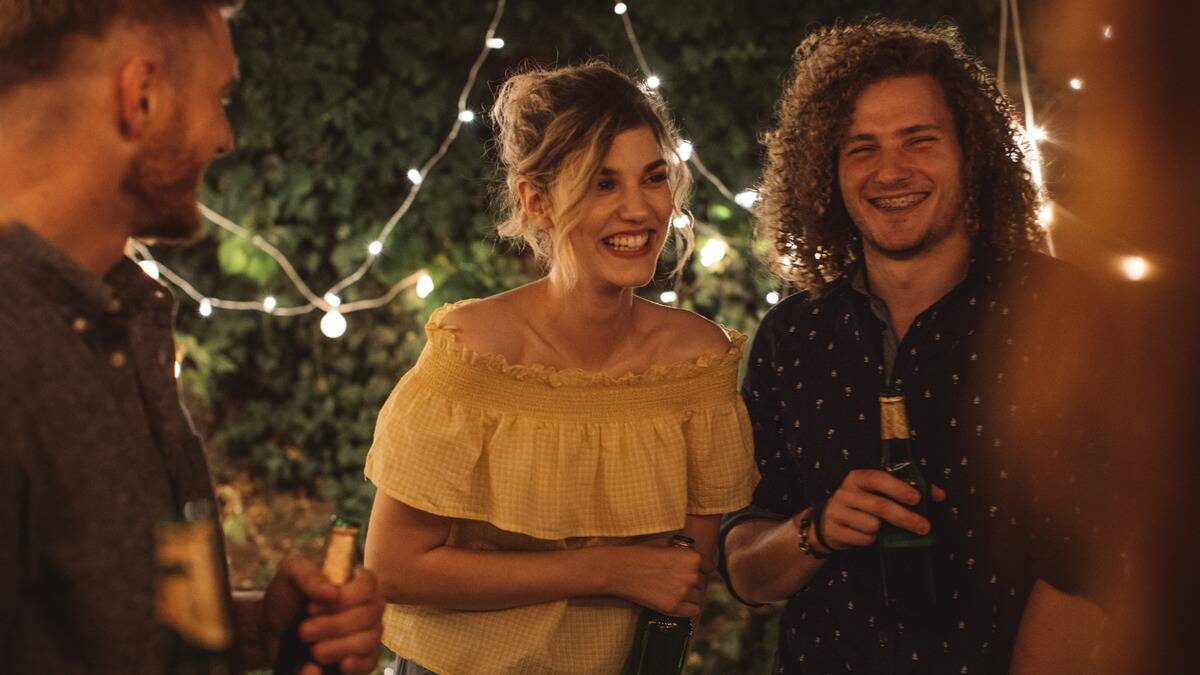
[0, 2, 383, 673]
[719, 21, 1107, 673]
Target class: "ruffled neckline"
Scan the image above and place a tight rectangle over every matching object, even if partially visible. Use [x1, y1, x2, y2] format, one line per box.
[425, 299, 747, 388]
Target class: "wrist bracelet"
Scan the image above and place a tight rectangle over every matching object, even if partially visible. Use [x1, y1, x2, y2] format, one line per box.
[796, 509, 830, 560]
[811, 499, 834, 554]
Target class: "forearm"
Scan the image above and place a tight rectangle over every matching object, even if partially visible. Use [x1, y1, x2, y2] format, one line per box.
[1010, 579, 1105, 675]
[377, 545, 616, 611]
[724, 513, 826, 604]
[230, 590, 270, 671]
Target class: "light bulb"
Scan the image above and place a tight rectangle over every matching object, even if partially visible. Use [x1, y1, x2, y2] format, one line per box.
[676, 140, 693, 162]
[614, 2, 627, 15]
[660, 290, 678, 304]
[766, 291, 780, 305]
[1028, 126, 1047, 142]
[323, 292, 341, 308]
[407, 168, 423, 185]
[174, 360, 182, 379]
[415, 273, 435, 299]
[263, 296, 277, 312]
[734, 190, 758, 209]
[138, 260, 160, 280]
[645, 75, 661, 89]
[1037, 204, 1054, 228]
[368, 240, 383, 256]
[1069, 77, 1084, 91]
[699, 239, 728, 268]
[1120, 256, 1149, 281]
[199, 298, 212, 317]
[458, 110, 476, 123]
[487, 37, 505, 49]
[320, 310, 347, 339]
[672, 214, 691, 229]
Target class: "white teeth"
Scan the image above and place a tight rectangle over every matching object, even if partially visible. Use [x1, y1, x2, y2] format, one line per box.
[604, 232, 650, 250]
[872, 193, 927, 210]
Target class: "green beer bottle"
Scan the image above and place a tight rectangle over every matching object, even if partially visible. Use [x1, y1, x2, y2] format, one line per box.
[273, 516, 361, 675]
[620, 535, 696, 675]
[155, 499, 234, 675]
[877, 394, 937, 615]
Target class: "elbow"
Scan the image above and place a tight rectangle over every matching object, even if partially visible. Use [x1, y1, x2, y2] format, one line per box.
[723, 546, 771, 606]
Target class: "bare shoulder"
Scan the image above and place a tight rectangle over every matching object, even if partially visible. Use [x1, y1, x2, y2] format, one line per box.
[439, 292, 529, 360]
[639, 299, 733, 364]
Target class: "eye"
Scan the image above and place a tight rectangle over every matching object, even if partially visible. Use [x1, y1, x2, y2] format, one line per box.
[910, 136, 937, 147]
[646, 172, 668, 184]
[846, 145, 876, 156]
[597, 179, 616, 191]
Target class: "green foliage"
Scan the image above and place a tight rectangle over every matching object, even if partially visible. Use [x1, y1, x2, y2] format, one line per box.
[153, 1, 1001, 672]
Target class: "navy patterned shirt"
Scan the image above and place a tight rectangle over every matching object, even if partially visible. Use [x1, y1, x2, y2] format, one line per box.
[720, 245, 1105, 674]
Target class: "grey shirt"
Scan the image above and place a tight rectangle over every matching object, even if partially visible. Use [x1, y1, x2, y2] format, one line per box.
[0, 223, 222, 673]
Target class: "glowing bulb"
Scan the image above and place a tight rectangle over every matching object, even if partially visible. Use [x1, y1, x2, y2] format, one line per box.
[614, 2, 627, 15]
[320, 310, 347, 338]
[407, 168, 423, 185]
[676, 140, 693, 162]
[1030, 157, 1044, 188]
[323, 292, 341, 308]
[415, 273, 435, 299]
[660, 290, 678, 304]
[1069, 77, 1084, 91]
[766, 291, 780, 305]
[368, 240, 384, 256]
[699, 238, 728, 268]
[1028, 126, 1047, 142]
[645, 75, 661, 89]
[458, 110, 476, 123]
[734, 190, 758, 209]
[198, 298, 212, 317]
[486, 37, 505, 49]
[1120, 256, 1149, 281]
[1037, 204, 1054, 228]
[263, 296, 277, 313]
[1102, 25, 1113, 39]
[138, 260, 160, 280]
[672, 214, 691, 229]
[174, 360, 182, 379]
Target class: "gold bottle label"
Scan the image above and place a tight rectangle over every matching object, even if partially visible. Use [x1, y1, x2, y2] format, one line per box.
[321, 526, 359, 586]
[879, 395, 911, 440]
[155, 519, 232, 650]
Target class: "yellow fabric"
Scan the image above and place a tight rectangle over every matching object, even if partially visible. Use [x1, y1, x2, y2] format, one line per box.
[364, 300, 758, 675]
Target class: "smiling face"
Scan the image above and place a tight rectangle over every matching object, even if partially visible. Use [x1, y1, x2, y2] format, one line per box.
[837, 74, 967, 260]
[556, 126, 673, 291]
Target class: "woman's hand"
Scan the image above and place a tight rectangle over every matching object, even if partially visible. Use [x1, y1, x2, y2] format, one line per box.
[600, 541, 704, 617]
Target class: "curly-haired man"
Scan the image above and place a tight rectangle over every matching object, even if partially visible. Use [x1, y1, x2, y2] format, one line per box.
[720, 20, 1106, 673]
[0, 2, 382, 672]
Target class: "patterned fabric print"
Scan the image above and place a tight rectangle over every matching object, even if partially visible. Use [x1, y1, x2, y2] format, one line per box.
[721, 246, 1105, 674]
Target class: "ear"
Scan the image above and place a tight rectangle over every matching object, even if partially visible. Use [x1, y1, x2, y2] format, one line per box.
[516, 179, 553, 231]
[116, 56, 164, 140]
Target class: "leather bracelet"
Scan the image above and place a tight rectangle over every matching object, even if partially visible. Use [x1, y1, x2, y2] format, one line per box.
[811, 498, 835, 554]
[795, 508, 830, 560]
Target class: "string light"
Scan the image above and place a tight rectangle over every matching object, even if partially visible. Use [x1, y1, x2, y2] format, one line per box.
[1028, 126, 1047, 142]
[644, 75, 661, 89]
[1102, 25, 1113, 39]
[734, 190, 758, 209]
[138, 260, 160, 280]
[199, 298, 213, 317]
[766, 291, 780, 305]
[486, 37, 505, 49]
[458, 109, 476, 123]
[1069, 77, 1084, 91]
[323, 292, 341, 308]
[699, 238, 728, 268]
[415, 273, 435, 299]
[262, 296, 277, 313]
[672, 214, 691, 229]
[367, 240, 384, 256]
[174, 360, 182, 378]
[1037, 203, 1054, 228]
[406, 169, 423, 185]
[675, 140, 693, 162]
[1120, 256, 1149, 281]
[320, 310, 347, 339]
[613, 2, 627, 15]
[659, 290, 678, 304]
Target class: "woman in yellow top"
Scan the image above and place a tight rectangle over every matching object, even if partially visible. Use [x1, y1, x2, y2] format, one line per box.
[363, 61, 758, 675]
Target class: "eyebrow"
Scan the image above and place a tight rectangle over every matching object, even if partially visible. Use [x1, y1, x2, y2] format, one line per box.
[598, 159, 669, 176]
[843, 124, 945, 144]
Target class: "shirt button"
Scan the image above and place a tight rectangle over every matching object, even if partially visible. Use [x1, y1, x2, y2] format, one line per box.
[71, 317, 88, 333]
[110, 351, 127, 368]
[106, 298, 122, 314]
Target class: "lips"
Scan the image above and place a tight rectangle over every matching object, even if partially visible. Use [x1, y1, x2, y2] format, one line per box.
[869, 192, 929, 211]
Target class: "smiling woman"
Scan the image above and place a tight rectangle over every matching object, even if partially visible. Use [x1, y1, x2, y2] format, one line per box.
[360, 60, 758, 675]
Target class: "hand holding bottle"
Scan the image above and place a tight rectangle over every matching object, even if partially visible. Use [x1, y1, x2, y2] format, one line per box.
[603, 539, 704, 617]
[816, 470, 947, 552]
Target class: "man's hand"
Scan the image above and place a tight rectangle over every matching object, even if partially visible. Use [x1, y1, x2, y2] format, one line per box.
[817, 469, 946, 552]
[261, 553, 385, 674]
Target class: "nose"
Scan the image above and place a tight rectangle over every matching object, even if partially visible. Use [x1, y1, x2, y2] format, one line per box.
[617, 185, 652, 223]
[214, 114, 236, 159]
[873, 146, 913, 187]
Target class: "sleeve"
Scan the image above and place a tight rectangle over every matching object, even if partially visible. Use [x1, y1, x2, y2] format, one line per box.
[0, 384, 32, 644]
[682, 378, 759, 516]
[717, 309, 805, 605]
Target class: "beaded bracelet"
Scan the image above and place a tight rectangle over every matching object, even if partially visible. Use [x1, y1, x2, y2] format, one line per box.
[795, 507, 830, 560]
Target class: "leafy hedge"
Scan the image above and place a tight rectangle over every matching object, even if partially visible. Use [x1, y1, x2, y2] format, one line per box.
[158, 1, 999, 671]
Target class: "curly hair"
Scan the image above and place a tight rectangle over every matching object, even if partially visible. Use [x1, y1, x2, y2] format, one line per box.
[490, 60, 693, 288]
[756, 19, 1044, 289]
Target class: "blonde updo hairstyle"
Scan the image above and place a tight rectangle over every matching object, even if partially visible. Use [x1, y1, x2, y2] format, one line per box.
[491, 60, 694, 288]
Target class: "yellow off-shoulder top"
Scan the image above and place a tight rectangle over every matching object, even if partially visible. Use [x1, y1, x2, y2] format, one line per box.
[363, 300, 758, 675]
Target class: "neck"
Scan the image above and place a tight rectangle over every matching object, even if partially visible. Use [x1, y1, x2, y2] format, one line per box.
[538, 274, 638, 366]
[862, 229, 972, 340]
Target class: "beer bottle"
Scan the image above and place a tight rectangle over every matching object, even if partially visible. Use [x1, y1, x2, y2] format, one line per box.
[156, 499, 234, 675]
[620, 535, 696, 675]
[877, 393, 937, 615]
[273, 517, 361, 675]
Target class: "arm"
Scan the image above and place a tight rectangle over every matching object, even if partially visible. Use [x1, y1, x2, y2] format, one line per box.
[1009, 579, 1105, 675]
[364, 490, 704, 616]
[723, 509, 827, 605]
